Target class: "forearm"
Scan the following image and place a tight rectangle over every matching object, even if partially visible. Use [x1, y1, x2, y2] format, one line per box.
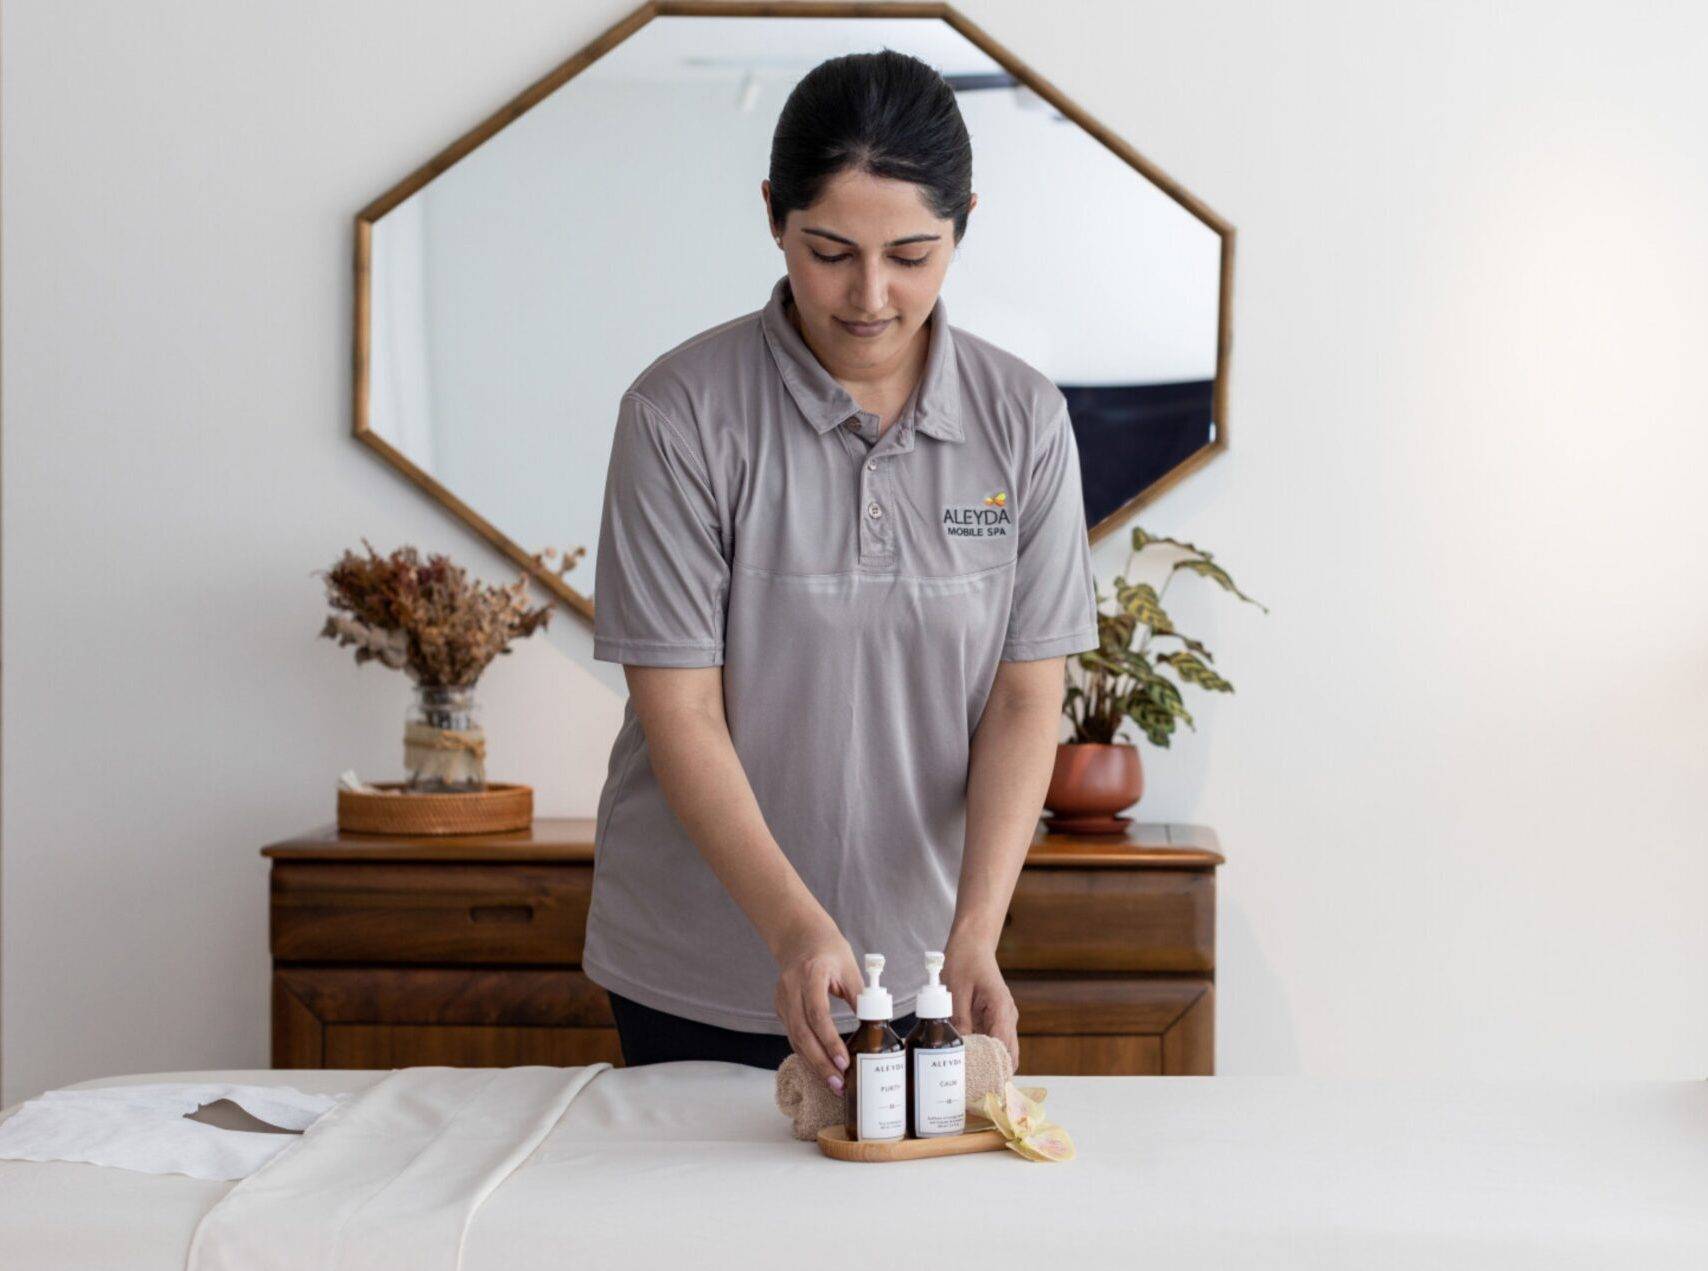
[637, 691, 832, 959]
[950, 677, 1063, 952]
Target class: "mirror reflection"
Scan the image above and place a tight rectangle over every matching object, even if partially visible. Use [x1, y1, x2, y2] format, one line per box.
[364, 15, 1228, 609]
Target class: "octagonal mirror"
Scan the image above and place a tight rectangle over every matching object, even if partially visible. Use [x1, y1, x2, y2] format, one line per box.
[354, 1, 1234, 621]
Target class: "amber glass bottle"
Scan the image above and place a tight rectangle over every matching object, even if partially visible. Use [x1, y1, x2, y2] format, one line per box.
[904, 951, 966, 1137]
[843, 953, 906, 1141]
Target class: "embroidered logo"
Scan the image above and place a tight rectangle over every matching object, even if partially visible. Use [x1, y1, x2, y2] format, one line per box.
[943, 490, 1013, 538]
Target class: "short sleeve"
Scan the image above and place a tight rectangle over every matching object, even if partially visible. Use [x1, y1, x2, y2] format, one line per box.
[591, 392, 729, 667]
[1002, 402, 1099, 662]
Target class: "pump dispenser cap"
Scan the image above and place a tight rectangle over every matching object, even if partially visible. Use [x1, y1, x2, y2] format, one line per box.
[915, 950, 953, 1019]
[856, 953, 893, 1021]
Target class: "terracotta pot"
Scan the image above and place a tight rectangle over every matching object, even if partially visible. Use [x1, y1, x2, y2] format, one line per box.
[1042, 742, 1144, 835]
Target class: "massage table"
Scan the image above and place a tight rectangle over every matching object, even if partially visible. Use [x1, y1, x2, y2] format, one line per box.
[1, 1062, 1704, 1269]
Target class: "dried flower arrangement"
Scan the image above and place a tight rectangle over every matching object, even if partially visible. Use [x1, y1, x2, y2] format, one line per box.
[316, 539, 555, 688]
[316, 540, 572, 804]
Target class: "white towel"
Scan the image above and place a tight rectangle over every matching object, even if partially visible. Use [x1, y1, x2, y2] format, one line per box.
[0, 1082, 347, 1180]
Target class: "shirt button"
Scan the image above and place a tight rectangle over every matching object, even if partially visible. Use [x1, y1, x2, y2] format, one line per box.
[866, 460, 877, 471]
[867, 501, 883, 519]
[844, 419, 860, 431]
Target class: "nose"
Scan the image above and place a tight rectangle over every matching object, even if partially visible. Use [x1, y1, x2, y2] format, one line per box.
[848, 259, 888, 320]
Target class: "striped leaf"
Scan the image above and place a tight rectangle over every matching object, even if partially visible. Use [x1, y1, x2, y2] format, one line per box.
[1118, 581, 1173, 633]
[1145, 676, 1195, 726]
[1171, 557, 1269, 612]
[1126, 700, 1176, 747]
[1131, 526, 1214, 559]
[1157, 651, 1233, 692]
[1151, 630, 1215, 661]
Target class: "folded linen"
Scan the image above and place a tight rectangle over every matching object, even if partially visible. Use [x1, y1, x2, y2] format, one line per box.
[774, 1033, 1015, 1140]
[0, 1082, 346, 1181]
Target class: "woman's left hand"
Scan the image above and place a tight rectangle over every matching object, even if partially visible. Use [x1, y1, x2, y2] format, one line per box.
[943, 939, 1019, 1068]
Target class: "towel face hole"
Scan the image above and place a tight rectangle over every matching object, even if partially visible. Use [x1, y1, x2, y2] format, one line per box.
[183, 1099, 302, 1135]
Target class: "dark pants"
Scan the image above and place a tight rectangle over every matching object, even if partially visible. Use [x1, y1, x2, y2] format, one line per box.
[608, 990, 918, 1070]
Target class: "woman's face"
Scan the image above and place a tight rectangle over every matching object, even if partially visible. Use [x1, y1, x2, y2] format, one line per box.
[764, 168, 973, 376]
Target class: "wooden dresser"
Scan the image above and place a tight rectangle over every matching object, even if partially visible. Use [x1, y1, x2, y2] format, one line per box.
[264, 819, 1222, 1075]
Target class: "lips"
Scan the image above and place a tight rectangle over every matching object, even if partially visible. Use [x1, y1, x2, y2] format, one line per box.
[836, 317, 892, 337]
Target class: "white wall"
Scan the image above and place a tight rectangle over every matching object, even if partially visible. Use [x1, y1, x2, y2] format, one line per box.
[4, 0, 1705, 1104]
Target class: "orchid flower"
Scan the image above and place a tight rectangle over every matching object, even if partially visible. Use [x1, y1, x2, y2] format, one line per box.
[978, 1081, 1075, 1162]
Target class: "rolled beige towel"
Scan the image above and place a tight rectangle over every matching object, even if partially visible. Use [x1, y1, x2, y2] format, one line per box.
[774, 1033, 1016, 1141]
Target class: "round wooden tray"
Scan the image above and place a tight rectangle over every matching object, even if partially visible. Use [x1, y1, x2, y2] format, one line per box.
[336, 781, 533, 835]
[817, 1113, 1003, 1162]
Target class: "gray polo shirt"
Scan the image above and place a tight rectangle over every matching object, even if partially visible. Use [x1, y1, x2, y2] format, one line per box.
[585, 272, 1099, 1033]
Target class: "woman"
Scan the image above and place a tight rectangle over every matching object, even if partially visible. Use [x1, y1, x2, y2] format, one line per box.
[585, 50, 1098, 1097]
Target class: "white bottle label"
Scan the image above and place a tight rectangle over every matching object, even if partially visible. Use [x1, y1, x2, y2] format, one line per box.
[856, 1050, 906, 1141]
[912, 1044, 966, 1137]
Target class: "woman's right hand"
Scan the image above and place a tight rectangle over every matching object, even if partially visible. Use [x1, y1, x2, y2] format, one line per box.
[772, 918, 864, 1095]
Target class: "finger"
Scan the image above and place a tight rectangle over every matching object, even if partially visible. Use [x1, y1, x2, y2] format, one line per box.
[989, 998, 1020, 1068]
[994, 1005, 1020, 1067]
[950, 996, 974, 1036]
[970, 992, 991, 1038]
[785, 1000, 840, 1092]
[840, 956, 867, 1011]
[802, 977, 849, 1080]
[832, 951, 865, 1013]
[969, 982, 996, 1038]
[777, 978, 828, 1075]
[823, 952, 865, 1062]
[945, 976, 975, 1035]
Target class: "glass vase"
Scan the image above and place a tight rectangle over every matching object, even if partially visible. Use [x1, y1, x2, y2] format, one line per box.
[403, 683, 487, 793]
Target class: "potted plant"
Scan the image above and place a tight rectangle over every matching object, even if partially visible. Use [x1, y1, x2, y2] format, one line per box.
[1047, 526, 1267, 833]
[316, 539, 567, 794]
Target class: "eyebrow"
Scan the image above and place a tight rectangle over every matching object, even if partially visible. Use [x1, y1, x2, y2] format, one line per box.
[801, 227, 941, 248]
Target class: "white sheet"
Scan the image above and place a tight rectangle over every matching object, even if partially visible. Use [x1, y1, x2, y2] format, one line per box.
[187, 1065, 607, 1271]
[471, 1066, 1708, 1270]
[2, 1066, 1704, 1270]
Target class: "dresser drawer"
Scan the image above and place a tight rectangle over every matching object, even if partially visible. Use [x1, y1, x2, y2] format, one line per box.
[271, 862, 590, 964]
[1010, 977, 1215, 1075]
[997, 867, 1214, 972]
[272, 966, 619, 1068]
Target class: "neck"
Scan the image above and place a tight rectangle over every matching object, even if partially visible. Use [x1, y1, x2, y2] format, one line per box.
[787, 294, 931, 408]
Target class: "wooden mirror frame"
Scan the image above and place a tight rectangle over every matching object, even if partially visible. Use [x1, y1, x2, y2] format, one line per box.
[351, 0, 1236, 623]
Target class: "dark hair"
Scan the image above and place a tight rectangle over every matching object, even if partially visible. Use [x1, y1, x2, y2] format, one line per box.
[768, 49, 973, 243]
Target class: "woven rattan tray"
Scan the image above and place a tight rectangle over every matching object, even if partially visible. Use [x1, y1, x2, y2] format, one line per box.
[336, 781, 533, 835]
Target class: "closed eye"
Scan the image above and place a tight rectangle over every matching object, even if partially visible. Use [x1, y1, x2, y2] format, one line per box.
[810, 249, 930, 269]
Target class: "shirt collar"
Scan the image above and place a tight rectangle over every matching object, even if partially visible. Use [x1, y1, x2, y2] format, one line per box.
[758, 273, 965, 443]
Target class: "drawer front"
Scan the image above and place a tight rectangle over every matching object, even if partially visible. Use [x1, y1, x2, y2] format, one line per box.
[273, 966, 619, 1069]
[1010, 975, 1206, 1034]
[1011, 976, 1214, 1076]
[271, 862, 591, 964]
[998, 867, 1214, 972]
[1018, 1034, 1161, 1076]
